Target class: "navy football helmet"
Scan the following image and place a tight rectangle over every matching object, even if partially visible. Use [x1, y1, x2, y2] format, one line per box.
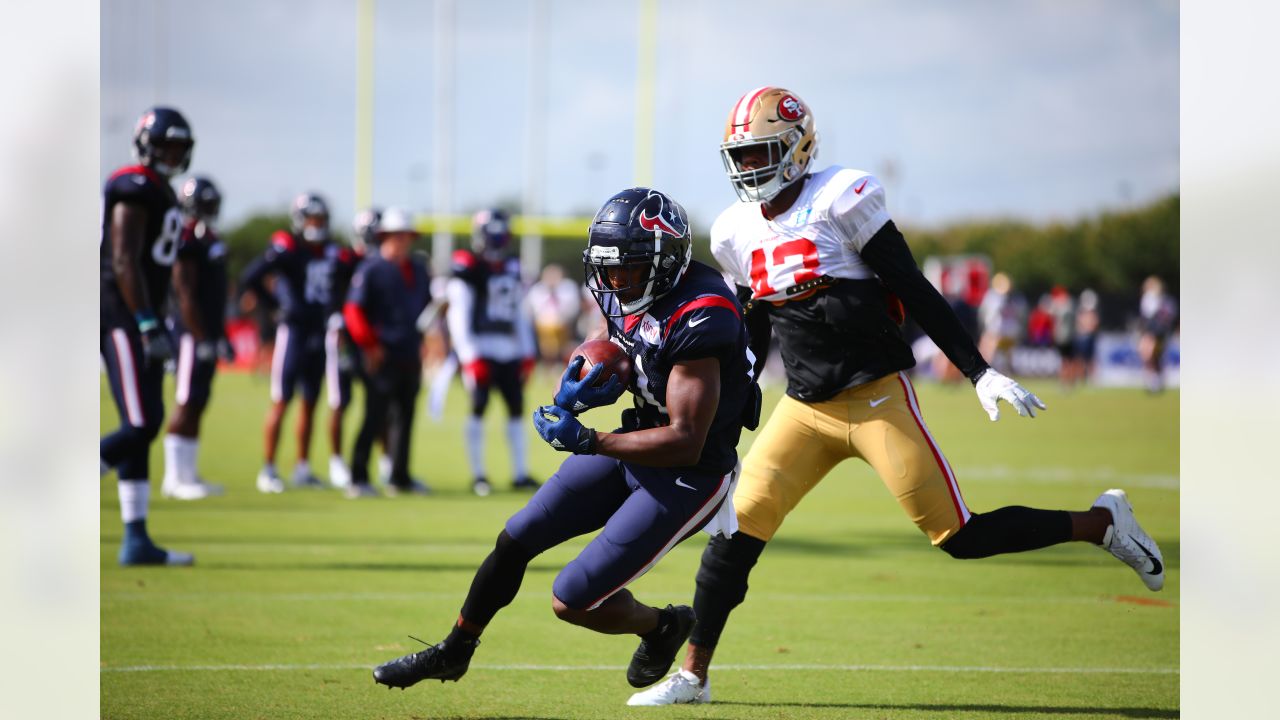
[133, 106, 194, 178]
[471, 208, 513, 258]
[584, 188, 691, 317]
[290, 192, 331, 243]
[179, 176, 221, 222]
[352, 206, 382, 251]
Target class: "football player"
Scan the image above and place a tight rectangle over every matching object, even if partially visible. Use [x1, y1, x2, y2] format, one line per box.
[629, 88, 1166, 706]
[323, 207, 379, 489]
[99, 107, 196, 565]
[342, 208, 433, 498]
[239, 192, 345, 492]
[161, 176, 230, 501]
[445, 209, 539, 496]
[371, 188, 758, 692]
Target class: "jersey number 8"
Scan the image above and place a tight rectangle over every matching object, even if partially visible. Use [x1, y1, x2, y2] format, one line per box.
[151, 207, 185, 266]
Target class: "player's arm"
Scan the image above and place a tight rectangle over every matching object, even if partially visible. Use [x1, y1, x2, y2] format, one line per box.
[735, 284, 771, 378]
[171, 253, 207, 341]
[859, 221, 989, 382]
[110, 202, 154, 318]
[593, 357, 721, 466]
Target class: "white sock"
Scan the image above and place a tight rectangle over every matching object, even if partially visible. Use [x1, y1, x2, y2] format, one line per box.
[466, 416, 486, 479]
[295, 459, 310, 476]
[182, 437, 200, 483]
[118, 481, 150, 523]
[506, 418, 528, 479]
[163, 435, 182, 486]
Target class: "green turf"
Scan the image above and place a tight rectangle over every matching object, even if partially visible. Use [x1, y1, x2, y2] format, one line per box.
[101, 369, 1178, 719]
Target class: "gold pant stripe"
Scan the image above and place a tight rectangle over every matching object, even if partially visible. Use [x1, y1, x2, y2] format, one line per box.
[734, 372, 970, 546]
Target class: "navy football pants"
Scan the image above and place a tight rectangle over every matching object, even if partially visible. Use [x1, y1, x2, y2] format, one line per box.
[101, 324, 165, 479]
[505, 454, 732, 610]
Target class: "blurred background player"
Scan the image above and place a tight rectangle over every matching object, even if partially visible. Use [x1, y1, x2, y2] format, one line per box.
[446, 209, 539, 496]
[161, 176, 230, 500]
[1066, 288, 1101, 386]
[342, 208, 433, 498]
[527, 262, 582, 365]
[632, 87, 1163, 705]
[978, 271, 1025, 373]
[1138, 275, 1178, 393]
[240, 192, 344, 492]
[99, 106, 196, 565]
[323, 206, 379, 489]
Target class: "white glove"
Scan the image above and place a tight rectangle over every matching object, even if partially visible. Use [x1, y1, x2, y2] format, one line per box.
[974, 368, 1046, 421]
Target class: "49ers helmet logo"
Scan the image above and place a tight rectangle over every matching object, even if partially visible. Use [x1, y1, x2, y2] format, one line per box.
[777, 95, 804, 121]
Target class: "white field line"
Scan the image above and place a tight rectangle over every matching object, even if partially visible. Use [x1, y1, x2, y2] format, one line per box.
[101, 662, 1178, 675]
[954, 465, 1179, 490]
[102, 591, 1177, 605]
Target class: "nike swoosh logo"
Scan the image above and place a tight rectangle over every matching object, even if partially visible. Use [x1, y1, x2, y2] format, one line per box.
[674, 477, 696, 491]
[869, 396, 890, 407]
[688, 316, 709, 327]
[1132, 536, 1162, 576]
[854, 179, 869, 194]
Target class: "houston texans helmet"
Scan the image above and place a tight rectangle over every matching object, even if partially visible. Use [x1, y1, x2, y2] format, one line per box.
[584, 188, 691, 317]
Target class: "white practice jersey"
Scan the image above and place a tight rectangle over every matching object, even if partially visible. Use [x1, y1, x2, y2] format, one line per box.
[710, 166, 890, 302]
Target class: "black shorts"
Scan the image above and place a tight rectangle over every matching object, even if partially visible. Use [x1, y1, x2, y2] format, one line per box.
[270, 324, 325, 404]
[467, 358, 525, 417]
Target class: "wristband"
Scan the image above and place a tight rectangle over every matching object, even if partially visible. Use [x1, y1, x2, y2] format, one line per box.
[135, 312, 159, 333]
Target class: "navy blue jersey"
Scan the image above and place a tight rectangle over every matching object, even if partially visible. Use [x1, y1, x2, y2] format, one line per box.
[603, 261, 755, 476]
[100, 165, 184, 317]
[347, 254, 432, 358]
[330, 246, 364, 316]
[170, 220, 228, 336]
[451, 249, 524, 335]
[240, 231, 345, 332]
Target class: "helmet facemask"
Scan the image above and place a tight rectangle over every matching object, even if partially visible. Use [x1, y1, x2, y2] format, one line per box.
[720, 127, 808, 203]
[291, 194, 331, 244]
[585, 239, 689, 318]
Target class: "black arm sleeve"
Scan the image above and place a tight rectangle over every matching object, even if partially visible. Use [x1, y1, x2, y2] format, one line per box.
[859, 221, 990, 383]
[735, 284, 772, 378]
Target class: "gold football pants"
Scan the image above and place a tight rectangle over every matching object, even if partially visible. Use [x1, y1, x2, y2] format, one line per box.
[734, 372, 971, 545]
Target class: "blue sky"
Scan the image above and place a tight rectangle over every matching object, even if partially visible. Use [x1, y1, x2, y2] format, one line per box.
[101, 0, 1178, 231]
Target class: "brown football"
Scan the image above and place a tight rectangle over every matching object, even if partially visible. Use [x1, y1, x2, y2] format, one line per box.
[568, 339, 633, 387]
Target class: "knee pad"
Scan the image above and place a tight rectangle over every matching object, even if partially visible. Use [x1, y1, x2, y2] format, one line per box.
[695, 533, 767, 608]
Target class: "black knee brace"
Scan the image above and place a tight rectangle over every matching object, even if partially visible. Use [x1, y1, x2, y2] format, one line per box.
[941, 506, 1072, 559]
[460, 530, 538, 627]
[689, 532, 767, 649]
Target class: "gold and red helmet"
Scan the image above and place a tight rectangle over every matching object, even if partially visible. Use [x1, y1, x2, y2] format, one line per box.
[720, 87, 817, 202]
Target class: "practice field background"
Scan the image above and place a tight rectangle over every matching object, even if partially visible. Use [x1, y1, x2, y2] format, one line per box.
[100, 369, 1178, 719]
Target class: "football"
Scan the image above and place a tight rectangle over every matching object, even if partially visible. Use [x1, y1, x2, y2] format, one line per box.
[568, 339, 633, 387]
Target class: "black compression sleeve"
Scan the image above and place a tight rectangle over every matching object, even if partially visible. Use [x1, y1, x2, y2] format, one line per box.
[735, 284, 772, 378]
[859, 221, 989, 383]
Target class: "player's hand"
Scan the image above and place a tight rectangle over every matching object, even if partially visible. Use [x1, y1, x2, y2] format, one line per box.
[194, 339, 218, 363]
[463, 359, 491, 386]
[139, 326, 174, 366]
[519, 356, 536, 385]
[364, 344, 386, 374]
[532, 404, 597, 454]
[553, 356, 624, 415]
[216, 336, 237, 363]
[974, 368, 1046, 421]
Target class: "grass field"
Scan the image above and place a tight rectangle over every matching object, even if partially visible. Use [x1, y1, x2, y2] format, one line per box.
[101, 368, 1179, 719]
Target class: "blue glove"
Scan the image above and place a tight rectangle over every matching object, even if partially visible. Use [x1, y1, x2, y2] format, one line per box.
[554, 356, 625, 415]
[532, 405, 597, 454]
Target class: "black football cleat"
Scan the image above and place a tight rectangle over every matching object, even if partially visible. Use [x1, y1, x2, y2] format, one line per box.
[372, 637, 478, 689]
[627, 605, 696, 688]
[512, 476, 541, 491]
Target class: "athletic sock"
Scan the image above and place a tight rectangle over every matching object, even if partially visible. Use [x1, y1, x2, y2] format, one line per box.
[181, 437, 200, 483]
[465, 417, 486, 479]
[118, 480, 150, 525]
[163, 435, 181, 486]
[295, 459, 311, 477]
[506, 418, 528, 480]
[643, 606, 676, 641]
[445, 622, 480, 650]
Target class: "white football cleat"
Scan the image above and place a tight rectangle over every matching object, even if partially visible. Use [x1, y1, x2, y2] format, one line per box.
[328, 456, 352, 489]
[626, 670, 710, 706]
[162, 479, 224, 501]
[256, 467, 285, 494]
[1093, 488, 1164, 591]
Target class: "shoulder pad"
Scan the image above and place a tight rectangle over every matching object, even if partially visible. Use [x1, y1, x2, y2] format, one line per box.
[451, 249, 478, 275]
[270, 230, 296, 252]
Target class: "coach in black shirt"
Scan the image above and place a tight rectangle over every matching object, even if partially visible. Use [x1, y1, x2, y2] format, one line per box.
[342, 207, 432, 497]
